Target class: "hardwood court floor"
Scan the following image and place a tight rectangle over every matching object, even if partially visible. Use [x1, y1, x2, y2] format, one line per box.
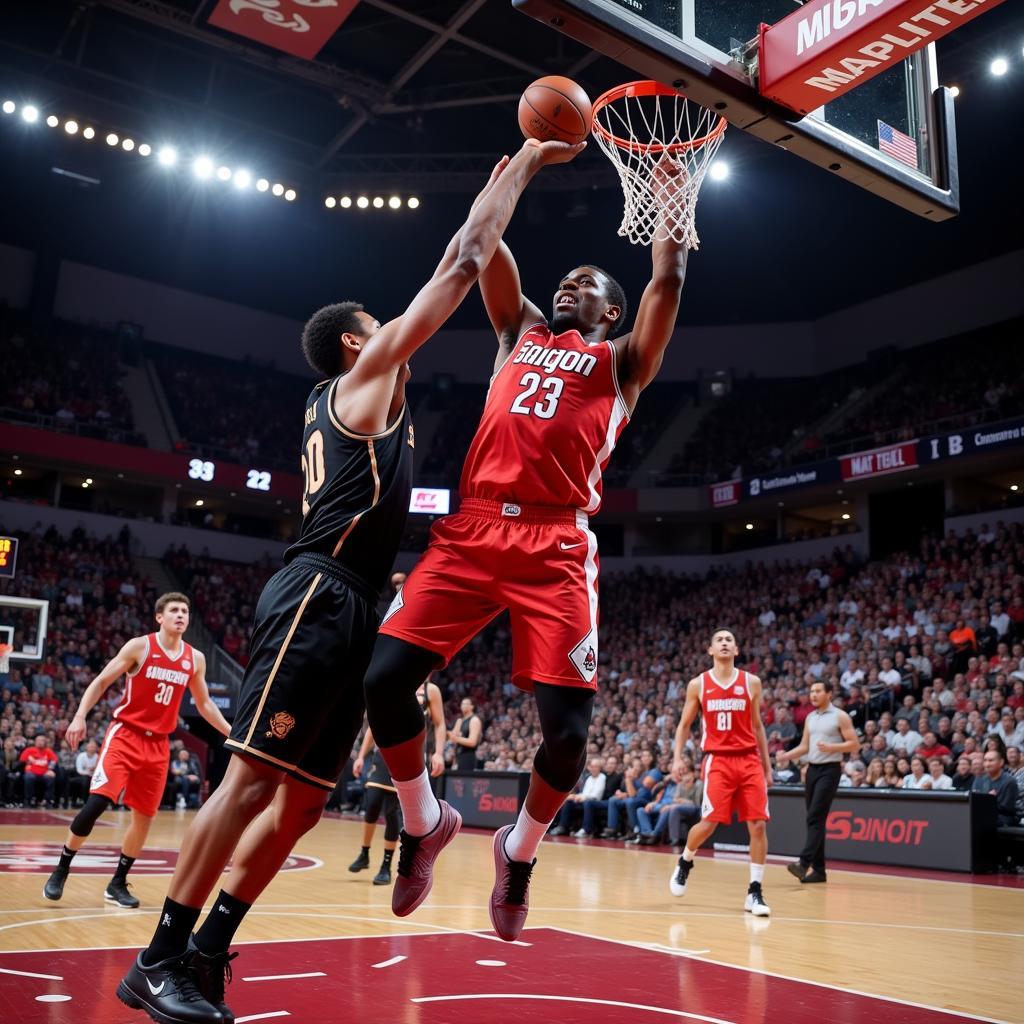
[0, 809, 1021, 1023]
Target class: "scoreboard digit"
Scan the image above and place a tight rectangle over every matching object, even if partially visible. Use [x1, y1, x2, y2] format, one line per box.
[0, 536, 18, 579]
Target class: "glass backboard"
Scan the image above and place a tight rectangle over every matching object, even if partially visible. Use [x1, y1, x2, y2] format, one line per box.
[513, 0, 958, 219]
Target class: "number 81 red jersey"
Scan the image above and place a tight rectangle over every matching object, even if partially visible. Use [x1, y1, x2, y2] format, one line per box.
[700, 669, 758, 754]
[459, 323, 630, 513]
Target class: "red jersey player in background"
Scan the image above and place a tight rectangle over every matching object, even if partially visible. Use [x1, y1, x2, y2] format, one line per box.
[671, 627, 772, 916]
[43, 592, 230, 907]
[362, 159, 690, 941]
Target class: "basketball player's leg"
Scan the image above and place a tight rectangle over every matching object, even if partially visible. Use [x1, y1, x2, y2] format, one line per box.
[374, 792, 400, 884]
[351, 784, 386, 871]
[670, 756, 732, 898]
[43, 792, 113, 901]
[739, 759, 771, 915]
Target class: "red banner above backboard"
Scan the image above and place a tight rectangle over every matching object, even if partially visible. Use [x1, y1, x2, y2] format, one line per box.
[840, 440, 918, 481]
[207, 0, 360, 61]
[759, 0, 1005, 115]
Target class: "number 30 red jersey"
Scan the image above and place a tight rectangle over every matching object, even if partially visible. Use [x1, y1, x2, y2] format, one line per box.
[112, 634, 197, 735]
[459, 323, 630, 513]
[700, 669, 758, 754]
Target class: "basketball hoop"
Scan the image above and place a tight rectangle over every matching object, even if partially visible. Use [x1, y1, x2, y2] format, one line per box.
[0, 644, 11, 675]
[591, 81, 726, 250]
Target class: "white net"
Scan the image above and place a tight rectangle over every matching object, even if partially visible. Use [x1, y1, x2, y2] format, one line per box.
[592, 82, 726, 250]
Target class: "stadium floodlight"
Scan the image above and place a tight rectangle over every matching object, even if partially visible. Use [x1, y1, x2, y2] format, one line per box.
[21, 105, 39, 123]
[744, 522, 754, 530]
[195, 499, 204, 507]
[122, 137, 134, 151]
[1011, 484, 1020, 493]
[106, 132, 119, 146]
[65, 120, 79, 135]
[841, 513, 851, 520]
[388, 196, 401, 209]
[340, 196, 352, 208]
[137, 142, 151, 156]
[256, 178, 269, 192]
[83, 126, 96, 140]
[709, 160, 729, 181]
[372, 196, 384, 208]
[47, 114, 59, 128]
[157, 145, 177, 166]
[356, 196, 369, 209]
[2, 100, 15, 115]
[233, 168, 252, 189]
[990, 57, 1009, 76]
[193, 156, 214, 179]
[284, 188, 296, 201]
[407, 196, 420, 209]
[948, 85, 961, 98]
[325, 196, 336, 208]
[271, 182, 284, 196]
[217, 165, 231, 181]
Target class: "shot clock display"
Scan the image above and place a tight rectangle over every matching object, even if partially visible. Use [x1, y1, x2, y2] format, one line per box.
[0, 536, 18, 579]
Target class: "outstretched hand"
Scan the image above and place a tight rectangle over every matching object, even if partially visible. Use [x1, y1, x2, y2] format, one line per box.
[522, 137, 587, 165]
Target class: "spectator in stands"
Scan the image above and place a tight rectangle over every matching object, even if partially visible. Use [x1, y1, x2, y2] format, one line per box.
[576, 755, 624, 838]
[664, 764, 703, 848]
[996, 711, 1024, 750]
[72, 740, 98, 806]
[927, 757, 953, 791]
[20, 732, 57, 807]
[917, 731, 952, 764]
[865, 759, 885, 788]
[55, 739, 77, 808]
[2, 736, 23, 805]
[549, 757, 606, 836]
[881, 758, 903, 788]
[972, 750, 1020, 827]
[635, 767, 683, 844]
[170, 748, 202, 810]
[950, 619, 978, 675]
[891, 718, 923, 757]
[1006, 746, 1024, 823]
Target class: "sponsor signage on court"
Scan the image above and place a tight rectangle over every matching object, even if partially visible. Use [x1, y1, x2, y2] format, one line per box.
[442, 771, 530, 830]
[759, 0, 1007, 115]
[839, 440, 918, 481]
[207, 0, 361, 60]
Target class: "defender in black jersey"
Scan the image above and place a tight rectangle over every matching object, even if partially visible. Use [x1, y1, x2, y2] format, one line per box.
[120, 137, 586, 1024]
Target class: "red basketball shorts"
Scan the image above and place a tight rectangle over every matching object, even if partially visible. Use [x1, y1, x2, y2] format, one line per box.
[379, 499, 599, 691]
[90, 721, 170, 817]
[700, 750, 770, 824]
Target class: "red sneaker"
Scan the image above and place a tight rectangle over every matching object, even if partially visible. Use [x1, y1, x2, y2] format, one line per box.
[392, 800, 461, 917]
[488, 824, 536, 942]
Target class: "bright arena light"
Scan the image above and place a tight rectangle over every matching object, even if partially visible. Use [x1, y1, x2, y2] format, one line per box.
[948, 85, 961, 98]
[407, 196, 420, 209]
[46, 114, 59, 128]
[709, 160, 729, 181]
[372, 196, 384, 208]
[106, 132, 119, 146]
[324, 196, 336, 208]
[83, 126, 95, 139]
[195, 499, 204, 507]
[122, 137, 135, 151]
[388, 196, 401, 209]
[21, 105, 39, 123]
[256, 178, 269, 192]
[233, 168, 252, 189]
[217, 165, 232, 181]
[193, 156, 214, 179]
[356, 196, 369, 209]
[841, 513, 852, 520]
[2, 100, 15, 115]
[284, 188, 296, 202]
[340, 196, 352, 208]
[157, 145, 178, 166]
[744, 522, 754, 531]
[990, 57, 1009, 76]
[64, 120, 79, 135]
[137, 142, 151, 156]
[271, 182, 284, 196]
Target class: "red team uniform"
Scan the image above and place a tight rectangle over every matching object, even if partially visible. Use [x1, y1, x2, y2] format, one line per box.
[698, 668, 770, 824]
[380, 322, 630, 690]
[91, 634, 197, 816]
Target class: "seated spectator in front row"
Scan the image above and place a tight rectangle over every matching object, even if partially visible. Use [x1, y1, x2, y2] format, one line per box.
[72, 741, 99, 806]
[927, 757, 953, 790]
[971, 750, 1020, 827]
[20, 733, 57, 808]
[575, 755, 624, 837]
[549, 757, 606, 836]
[169, 748, 201, 809]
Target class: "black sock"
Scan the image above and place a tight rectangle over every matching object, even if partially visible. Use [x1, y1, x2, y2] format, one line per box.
[112, 853, 135, 884]
[360, 845, 371, 857]
[58, 846, 77, 872]
[194, 890, 253, 956]
[143, 897, 202, 966]
[381, 849, 394, 867]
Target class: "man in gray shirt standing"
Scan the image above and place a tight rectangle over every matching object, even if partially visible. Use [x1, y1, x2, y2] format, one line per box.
[776, 680, 860, 883]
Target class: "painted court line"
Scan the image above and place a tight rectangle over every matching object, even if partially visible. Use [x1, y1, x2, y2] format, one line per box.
[235, 1014, 290, 1023]
[242, 971, 326, 982]
[0, 966, 63, 980]
[371, 955, 407, 969]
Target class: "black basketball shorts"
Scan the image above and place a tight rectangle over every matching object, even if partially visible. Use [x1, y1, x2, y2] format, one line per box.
[225, 552, 380, 791]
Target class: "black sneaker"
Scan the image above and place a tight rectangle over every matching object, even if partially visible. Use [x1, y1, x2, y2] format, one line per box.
[117, 950, 224, 1023]
[188, 937, 237, 1024]
[669, 856, 693, 897]
[787, 861, 809, 882]
[43, 866, 69, 901]
[801, 870, 827, 884]
[372, 863, 392, 886]
[348, 850, 370, 872]
[105, 878, 140, 908]
[744, 882, 771, 917]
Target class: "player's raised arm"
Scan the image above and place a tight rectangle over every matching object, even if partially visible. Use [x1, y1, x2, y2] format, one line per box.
[186, 651, 231, 738]
[479, 240, 548, 374]
[617, 158, 689, 405]
[672, 677, 702, 774]
[65, 637, 147, 748]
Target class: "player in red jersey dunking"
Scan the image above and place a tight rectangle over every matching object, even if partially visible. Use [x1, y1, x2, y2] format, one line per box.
[43, 593, 230, 907]
[362, 160, 691, 941]
[670, 628, 772, 916]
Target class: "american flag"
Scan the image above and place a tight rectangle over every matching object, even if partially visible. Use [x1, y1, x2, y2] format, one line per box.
[877, 120, 918, 169]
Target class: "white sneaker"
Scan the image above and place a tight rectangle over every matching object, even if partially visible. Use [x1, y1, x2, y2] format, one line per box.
[176, 796, 186, 810]
[669, 856, 693, 897]
[744, 883, 771, 916]
[572, 829, 589, 838]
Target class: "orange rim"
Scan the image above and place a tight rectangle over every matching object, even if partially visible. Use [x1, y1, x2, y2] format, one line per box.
[591, 80, 727, 155]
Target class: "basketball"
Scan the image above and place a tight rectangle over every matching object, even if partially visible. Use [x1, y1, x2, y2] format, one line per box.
[518, 75, 592, 145]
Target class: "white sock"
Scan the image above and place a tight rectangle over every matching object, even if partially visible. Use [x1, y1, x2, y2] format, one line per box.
[750, 863, 765, 884]
[503, 807, 549, 863]
[682, 847, 696, 863]
[393, 770, 440, 836]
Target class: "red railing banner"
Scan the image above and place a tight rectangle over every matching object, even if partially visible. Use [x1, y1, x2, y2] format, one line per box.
[207, 0, 361, 61]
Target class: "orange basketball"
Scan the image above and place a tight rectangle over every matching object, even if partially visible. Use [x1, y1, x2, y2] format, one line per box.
[518, 76, 592, 145]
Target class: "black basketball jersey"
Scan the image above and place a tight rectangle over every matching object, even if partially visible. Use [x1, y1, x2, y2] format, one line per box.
[285, 375, 414, 594]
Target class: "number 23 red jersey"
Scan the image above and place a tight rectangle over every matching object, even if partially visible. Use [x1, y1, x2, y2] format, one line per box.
[459, 323, 630, 513]
[112, 634, 197, 735]
[700, 669, 758, 754]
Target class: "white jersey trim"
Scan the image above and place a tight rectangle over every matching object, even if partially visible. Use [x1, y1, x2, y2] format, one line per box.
[154, 634, 186, 663]
[125, 635, 150, 679]
[582, 352, 628, 514]
[90, 721, 123, 791]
